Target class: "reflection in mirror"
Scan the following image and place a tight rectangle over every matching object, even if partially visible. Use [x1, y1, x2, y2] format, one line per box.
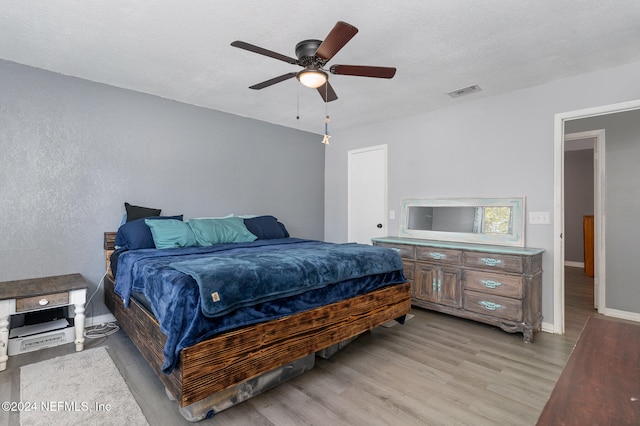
[482, 207, 512, 234]
[400, 197, 525, 247]
[408, 206, 474, 233]
[407, 206, 513, 234]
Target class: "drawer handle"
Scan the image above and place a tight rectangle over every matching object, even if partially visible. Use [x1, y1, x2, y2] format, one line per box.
[432, 278, 436, 292]
[437, 279, 442, 292]
[481, 280, 503, 289]
[38, 298, 49, 306]
[480, 301, 502, 311]
[480, 257, 502, 267]
[390, 248, 402, 254]
[429, 252, 445, 260]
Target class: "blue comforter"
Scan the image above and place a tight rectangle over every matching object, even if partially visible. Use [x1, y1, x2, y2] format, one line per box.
[114, 238, 405, 373]
[170, 240, 403, 318]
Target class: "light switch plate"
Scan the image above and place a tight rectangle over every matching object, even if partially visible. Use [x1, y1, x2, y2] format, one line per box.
[529, 211, 550, 224]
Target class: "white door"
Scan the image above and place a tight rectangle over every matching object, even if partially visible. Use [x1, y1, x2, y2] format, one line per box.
[348, 145, 387, 244]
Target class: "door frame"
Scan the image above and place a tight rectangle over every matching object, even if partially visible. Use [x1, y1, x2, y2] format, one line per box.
[564, 129, 605, 310]
[553, 99, 640, 334]
[347, 144, 388, 243]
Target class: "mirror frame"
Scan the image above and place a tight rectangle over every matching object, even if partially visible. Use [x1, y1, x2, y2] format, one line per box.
[400, 197, 526, 247]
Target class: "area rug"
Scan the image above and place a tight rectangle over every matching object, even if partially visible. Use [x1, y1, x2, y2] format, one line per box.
[19, 346, 148, 426]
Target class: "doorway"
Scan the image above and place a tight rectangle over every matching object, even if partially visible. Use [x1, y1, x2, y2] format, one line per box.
[563, 131, 602, 312]
[553, 99, 640, 334]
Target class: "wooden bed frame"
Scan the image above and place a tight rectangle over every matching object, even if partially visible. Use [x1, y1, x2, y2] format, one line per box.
[103, 232, 411, 409]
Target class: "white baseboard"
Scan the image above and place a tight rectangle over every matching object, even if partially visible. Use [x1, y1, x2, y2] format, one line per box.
[545, 310, 640, 337]
[601, 308, 640, 323]
[541, 321, 554, 333]
[564, 261, 584, 268]
[85, 313, 117, 328]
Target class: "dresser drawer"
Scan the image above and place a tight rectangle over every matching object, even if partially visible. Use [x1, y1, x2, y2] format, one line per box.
[416, 247, 462, 265]
[464, 251, 523, 273]
[464, 291, 523, 322]
[15, 292, 69, 312]
[375, 243, 415, 259]
[463, 270, 523, 299]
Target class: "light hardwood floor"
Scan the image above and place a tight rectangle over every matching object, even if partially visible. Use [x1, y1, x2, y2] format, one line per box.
[1, 267, 599, 425]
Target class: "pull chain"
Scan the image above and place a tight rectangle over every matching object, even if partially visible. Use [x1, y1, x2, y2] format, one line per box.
[296, 81, 300, 120]
[322, 82, 331, 145]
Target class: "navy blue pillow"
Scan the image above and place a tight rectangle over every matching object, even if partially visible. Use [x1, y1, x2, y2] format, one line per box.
[124, 202, 161, 223]
[243, 216, 289, 239]
[115, 215, 183, 250]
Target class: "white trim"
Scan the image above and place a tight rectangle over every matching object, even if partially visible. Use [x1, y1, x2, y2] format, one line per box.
[594, 130, 606, 312]
[600, 308, 640, 323]
[553, 116, 565, 334]
[555, 99, 640, 122]
[554, 98, 640, 335]
[541, 321, 554, 334]
[565, 129, 605, 311]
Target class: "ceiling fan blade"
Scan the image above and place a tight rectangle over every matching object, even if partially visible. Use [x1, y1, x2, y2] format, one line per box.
[231, 41, 298, 64]
[315, 21, 358, 61]
[317, 81, 338, 102]
[249, 72, 298, 90]
[330, 65, 396, 79]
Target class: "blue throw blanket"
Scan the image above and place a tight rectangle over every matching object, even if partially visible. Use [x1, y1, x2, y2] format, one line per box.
[169, 241, 403, 318]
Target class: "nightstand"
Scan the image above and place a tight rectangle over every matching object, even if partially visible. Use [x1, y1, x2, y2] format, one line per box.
[0, 274, 88, 371]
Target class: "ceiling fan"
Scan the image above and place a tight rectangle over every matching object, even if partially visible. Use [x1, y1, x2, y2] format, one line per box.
[231, 21, 396, 102]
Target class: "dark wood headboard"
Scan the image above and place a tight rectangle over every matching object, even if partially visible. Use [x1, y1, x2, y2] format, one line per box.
[104, 232, 116, 278]
[104, 232, 116, 250]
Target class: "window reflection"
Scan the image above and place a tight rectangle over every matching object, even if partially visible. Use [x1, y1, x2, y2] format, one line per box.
[481, 207, 512, 234]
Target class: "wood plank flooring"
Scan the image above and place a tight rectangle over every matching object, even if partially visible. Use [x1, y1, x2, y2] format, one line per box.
[1, 267, 602, 425]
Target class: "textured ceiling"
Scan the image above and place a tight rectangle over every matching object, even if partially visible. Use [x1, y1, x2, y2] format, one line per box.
[2, 1, 640, 134]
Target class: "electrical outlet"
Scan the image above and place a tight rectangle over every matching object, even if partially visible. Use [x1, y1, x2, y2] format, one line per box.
[389, 210, 396, 220]
[529, 211, 550, 224]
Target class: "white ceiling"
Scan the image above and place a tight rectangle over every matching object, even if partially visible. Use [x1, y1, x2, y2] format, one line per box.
[2, 1, 640, 135]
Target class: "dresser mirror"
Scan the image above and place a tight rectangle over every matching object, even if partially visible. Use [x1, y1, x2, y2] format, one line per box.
[400, 197, 525, 247]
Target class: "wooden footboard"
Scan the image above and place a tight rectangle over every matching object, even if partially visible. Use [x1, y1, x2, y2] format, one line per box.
[103, 254, 410, 407]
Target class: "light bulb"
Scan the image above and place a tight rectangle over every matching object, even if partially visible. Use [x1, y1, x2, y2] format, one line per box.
[297, 70, 327, 89]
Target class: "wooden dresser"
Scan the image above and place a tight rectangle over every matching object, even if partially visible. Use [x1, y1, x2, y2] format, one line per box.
[373, 237, 544, 342]
[583, 215, 594, 277]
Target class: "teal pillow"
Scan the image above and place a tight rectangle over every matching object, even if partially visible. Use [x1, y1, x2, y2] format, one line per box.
[145, 219, 198, 249]
[188, 217, 257, 246]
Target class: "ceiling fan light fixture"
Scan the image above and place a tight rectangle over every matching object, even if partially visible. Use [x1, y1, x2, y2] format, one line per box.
[297, 69, 328, 89]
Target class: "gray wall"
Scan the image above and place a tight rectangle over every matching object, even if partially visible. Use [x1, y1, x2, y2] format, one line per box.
[325, 59, 640, 326]
[0, 60, 324, 318]
[564, 149, 594, 263]
[565, 110, 640, 314]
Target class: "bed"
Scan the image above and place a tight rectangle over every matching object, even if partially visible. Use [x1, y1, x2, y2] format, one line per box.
[102, 214, 411, 421]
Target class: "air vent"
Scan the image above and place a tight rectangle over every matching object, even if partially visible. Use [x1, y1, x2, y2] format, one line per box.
[447, 84, 482, 98]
